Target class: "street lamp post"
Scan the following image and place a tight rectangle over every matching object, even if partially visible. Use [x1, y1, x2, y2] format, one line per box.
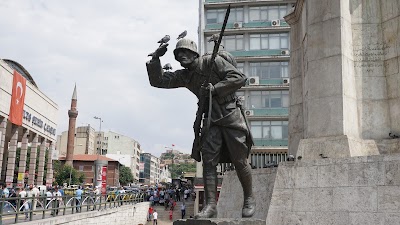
[94, 116, 102, 155]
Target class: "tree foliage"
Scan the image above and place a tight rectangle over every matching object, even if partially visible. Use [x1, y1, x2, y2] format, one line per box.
[53, 161, 85, 186]
[119, 166, 134, 185]
[169, 163, 196, 179]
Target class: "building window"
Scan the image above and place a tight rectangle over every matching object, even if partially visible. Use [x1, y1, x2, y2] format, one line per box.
[248, 90, 289, 109]
[237, 62, 244, 73]
[206, 7, 243, 24]
[249, 61, 289, 79]
[250, 121, 288, 140]
[206, 35, 244, 52]
[79, 166, 84, 171]
[249, 5, 289, 21]
[249, 33, 289, 50]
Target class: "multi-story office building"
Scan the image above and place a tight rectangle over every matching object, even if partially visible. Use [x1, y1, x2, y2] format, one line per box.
[58, 129, 142, 182]
[197, 0, 294, 172]
[95, 131, 141, 182]
[139, 153, 160, 185]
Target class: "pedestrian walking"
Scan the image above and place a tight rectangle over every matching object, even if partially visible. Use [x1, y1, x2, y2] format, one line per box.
[181, 202, 186, 219]
[75, 186, 83, 212]
[148, 206, 154, 221]
[153, 209, 158, 225]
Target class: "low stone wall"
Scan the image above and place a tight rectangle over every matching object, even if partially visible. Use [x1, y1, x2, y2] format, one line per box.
[19, 202, 149, 225]
[266, 154, 400, 225]
[217, 168, 277, 219]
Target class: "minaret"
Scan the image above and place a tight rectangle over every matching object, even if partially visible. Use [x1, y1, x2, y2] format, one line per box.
[66, 84, 78, 166]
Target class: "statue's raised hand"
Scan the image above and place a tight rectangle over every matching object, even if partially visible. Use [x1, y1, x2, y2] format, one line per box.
[148, 43, 169, 58]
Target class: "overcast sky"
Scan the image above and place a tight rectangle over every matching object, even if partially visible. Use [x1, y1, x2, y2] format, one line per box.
[0, 0, 200, 157]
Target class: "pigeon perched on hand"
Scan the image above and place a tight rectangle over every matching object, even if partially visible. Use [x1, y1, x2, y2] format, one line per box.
[177, 30, 187, 40]
[158, 35, 170, 46]
[163, 63, 172, 71]
[148, 43, 169, 58]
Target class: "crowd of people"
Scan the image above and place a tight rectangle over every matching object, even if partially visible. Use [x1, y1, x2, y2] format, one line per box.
[0, 184, 65, 219]
[146, 186, 193, 222]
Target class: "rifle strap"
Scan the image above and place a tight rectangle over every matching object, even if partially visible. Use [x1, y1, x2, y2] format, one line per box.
[206, 83, 213, 131]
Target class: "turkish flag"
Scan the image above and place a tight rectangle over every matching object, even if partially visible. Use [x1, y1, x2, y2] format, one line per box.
[9, 71, 26, 126]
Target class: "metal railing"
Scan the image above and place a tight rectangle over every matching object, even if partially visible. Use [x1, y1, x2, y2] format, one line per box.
[0, 192, 146, 225]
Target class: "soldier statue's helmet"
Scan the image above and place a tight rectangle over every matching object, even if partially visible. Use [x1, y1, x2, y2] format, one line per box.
[173, 38, 199, 60]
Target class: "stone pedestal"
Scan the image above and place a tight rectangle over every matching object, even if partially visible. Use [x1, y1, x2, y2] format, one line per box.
[174, 218, 265, 225]
[265, 154, 400, 225]
[285, 0, 400, 159]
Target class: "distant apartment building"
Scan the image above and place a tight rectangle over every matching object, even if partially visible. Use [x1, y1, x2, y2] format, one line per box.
[139, 153, 160, 185]
[57, 128, 141, 182]
[94, 131, 141, 182]
[56, 125, 96, 157]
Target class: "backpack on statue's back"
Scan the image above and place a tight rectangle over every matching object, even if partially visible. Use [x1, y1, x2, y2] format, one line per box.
[203, 50, 238, 68]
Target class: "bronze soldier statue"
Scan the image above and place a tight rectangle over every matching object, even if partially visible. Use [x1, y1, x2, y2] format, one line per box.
[146, 38, 255, 218]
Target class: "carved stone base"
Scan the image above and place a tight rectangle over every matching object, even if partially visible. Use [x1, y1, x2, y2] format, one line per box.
[296, 135, 382, 160]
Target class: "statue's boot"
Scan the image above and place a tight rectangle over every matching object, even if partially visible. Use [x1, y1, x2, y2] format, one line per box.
[195, 203, 217, 219]
[195, 166, 218, 219]
[236, 163, 256, 217]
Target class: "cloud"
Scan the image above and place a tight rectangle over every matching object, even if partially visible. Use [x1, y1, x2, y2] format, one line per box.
[0, 0, 199, 157]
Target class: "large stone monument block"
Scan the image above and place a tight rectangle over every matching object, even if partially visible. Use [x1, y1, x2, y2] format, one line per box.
[266, 155, 400, 225]
[286, 0, 400, 159]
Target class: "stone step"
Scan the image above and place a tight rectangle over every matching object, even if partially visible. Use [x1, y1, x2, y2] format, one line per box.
[149, 200, 195, 221]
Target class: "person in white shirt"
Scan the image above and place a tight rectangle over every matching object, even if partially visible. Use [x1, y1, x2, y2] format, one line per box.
[31, 185, 40, 212]
[3, 187, 9, 198]
[184, 189, 189, 200]
[45, 188, 52, 209]
[93, 187, 100, 210]
[119, 187, 126, 205]
[153, 209, 158, 225]
[19, 187, 30, 219]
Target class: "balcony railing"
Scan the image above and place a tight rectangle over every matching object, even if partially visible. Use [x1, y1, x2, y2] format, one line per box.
[205, 0, 273, 3]
[246, 78, 290, 85]
[253, 139, 288, 146]
[245, 108, 288, 116]
[231, 49, 288, 57]
[205, 21, 289, 30]
[249, 152, 287, 169]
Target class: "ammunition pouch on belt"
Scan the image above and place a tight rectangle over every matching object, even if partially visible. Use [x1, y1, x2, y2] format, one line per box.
[216, 93, 237, 104]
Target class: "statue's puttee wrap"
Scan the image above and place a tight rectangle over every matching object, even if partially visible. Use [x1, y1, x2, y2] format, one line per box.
[146, 36, 255, 218]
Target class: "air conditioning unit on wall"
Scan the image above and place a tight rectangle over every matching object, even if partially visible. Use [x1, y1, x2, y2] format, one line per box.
[248, 77, 259, 85]
[233, 22, 243, 28]
[245, 110, 254, 116]
[271, 20, 281, 26]
[281, 50, 290, 55]
[283, 78, 290, 85]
